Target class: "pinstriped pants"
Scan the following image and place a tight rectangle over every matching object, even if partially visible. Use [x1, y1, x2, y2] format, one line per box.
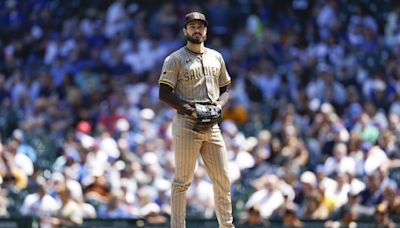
[171, 114, 234, 228]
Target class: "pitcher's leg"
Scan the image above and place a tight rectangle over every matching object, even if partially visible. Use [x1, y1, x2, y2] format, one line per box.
[171, 119, 203, 228]
[200, 129, 235, 228]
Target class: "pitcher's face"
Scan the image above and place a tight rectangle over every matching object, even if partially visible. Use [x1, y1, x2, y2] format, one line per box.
[184, 20, 207, 44]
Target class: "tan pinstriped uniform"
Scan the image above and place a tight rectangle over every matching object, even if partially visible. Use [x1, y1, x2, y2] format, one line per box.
[159, 47, 234, 228]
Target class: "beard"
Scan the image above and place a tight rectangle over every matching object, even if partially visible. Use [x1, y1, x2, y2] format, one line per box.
[186, 33, 207, 44]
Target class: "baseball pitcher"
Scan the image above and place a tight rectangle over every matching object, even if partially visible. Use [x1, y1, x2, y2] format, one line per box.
[158, 12, 235, 228]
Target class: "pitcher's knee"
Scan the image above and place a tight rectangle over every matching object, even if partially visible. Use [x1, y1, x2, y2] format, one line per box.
[172, 179, 191, 192]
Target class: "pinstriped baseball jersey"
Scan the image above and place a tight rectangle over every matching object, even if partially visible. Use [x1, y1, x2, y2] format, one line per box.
[159, 12, 234, 228]
[159, 47, 231, 103]
[159, 14, 235, 227]
[159, 45, 235, 228]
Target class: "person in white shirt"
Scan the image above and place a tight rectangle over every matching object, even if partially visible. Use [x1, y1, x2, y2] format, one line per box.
[7, 139, 34, 176]
[323, 142, 355, 177]
[245, 174, 284, 219]
[48, 184, 83, 227]
[20, 178, 59, 217]
[315, 164, 337, 195]
[331, 172, 351, 208]
[227, 138, 255, 171]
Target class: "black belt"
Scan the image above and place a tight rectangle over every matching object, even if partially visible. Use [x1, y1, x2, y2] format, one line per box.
[185, 101, 213, 105]
[194, 101, 213, 105]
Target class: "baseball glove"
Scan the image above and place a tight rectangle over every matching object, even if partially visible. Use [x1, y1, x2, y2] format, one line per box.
[193, 103, 222, 131]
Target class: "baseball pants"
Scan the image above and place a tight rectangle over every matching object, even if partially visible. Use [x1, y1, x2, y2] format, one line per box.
[170, 114, 234, 228]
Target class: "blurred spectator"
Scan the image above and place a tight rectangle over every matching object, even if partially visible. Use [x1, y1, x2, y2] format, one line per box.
[148, 3, 178, 38]
[282, 205, 303, 228]
[11, 129, 37, 164]
[277, 124, 308, 170]
[306, 63, 346, 106]
[0, 141, 28, 192]
[315, 164, 337, 195]
[359, 171, 384, 208]
[381, 184, 400, 214]
[227, 136, 255, 171]
[332, 189, 373, 222]
[343, 166, 366, 197]
[324, 205, 358, 228]
[82, 168, 111, 206]
[316, 0, 339, 39]
[273, 185, 298, 219]
[245, 174, 284, 219]
[5, 138, 34, 177]
[378, 128, 400, 161]
[135, 186, 162, 219]
[241, 205, 267, 226]
[205, 0, 231, 37]
[323, 142, 355, 177]
[46, 184, 83, 227]
[20, 177, 58, 217]
[295, 171, 317, 207]
[361, 141, 389, 177]
[97, 189, 132, 218]
[300, 189, 329, 220]
[374, 203, 396, 228]
[76, 195, 97, 219]
[97, 101, 126, 136]
[330, 172, 350, 209]
[104, 0, 129, 39]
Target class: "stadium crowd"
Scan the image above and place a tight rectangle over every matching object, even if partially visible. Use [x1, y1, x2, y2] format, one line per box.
[1, 0, 400, 227]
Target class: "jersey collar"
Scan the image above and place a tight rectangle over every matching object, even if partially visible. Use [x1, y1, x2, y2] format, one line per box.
[184, 46, 207, 55]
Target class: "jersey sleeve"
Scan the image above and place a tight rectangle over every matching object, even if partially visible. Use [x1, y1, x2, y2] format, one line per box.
[218, 54, 231, 87]
[159, 55, 180, 89]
